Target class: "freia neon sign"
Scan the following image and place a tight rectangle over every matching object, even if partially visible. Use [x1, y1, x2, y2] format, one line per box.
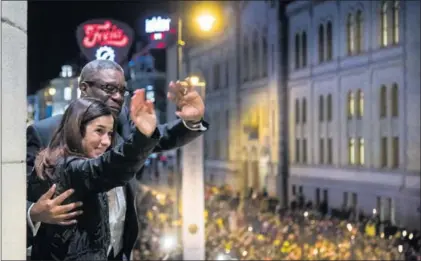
[82, 20, 129, 48]
[76, 19, 134, 64]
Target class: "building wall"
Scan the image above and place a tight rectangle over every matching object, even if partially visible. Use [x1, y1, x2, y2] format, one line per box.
[180, 1, 281, 195]
[287, 0, 420, 229]
[1, 1, 28, 259]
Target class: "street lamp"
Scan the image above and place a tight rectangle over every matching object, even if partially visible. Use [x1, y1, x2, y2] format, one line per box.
[173, 4, 217, 260]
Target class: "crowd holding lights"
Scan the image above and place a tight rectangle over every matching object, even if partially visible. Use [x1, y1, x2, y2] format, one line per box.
[132, 185, 420, 261]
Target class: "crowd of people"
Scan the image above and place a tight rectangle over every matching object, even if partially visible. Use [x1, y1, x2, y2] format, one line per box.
[133, 185, 421, 261]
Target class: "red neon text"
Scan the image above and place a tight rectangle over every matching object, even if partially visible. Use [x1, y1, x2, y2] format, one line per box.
[83, 21, 129, 48]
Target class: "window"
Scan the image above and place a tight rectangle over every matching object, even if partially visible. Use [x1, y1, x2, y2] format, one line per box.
[348, 138, 356, 165]
[348, 91, 355, 119]
[380, 137, 388, 167]
[292, 185, 297, 196]
[391, 83, 399, 117]
[302, 138, 307, 163]
[319, 138, 325, 164]
[295, 139, 300, 163]
[319, 95, 324, 122]
[326, 21, 333, 60]
[213, 112, 220, 159]
[226, 110, 230, 159]
[213, 63, 220, 89]
[393, 0, 400, 44]
[295, 33, 300, 69]
[271, 44, 275, 74]
[225, 60, 230, 87]
[301, 31, 307, 67]
[391, 136, 399, 168]
[252, 31, 259, 79]
[299, 185, 303, 194]
[347, 14, 355, 54]
[380, 85, 387, 118]
[343, 192, 349, 207]
[356, 10, 364, 53]
[262, 31, 268, 77]
[381, 1, 389, 47]
[356, 89, 364, 118]
[243, 36, 249, 81]
[327, 94, 332, 122]
[295, 99, 300, 123]
[327, 138, 333, 164]
[318, 24, 325, 63]
[64, 87, 72, 101]
[302, 98, 307, 123]
[358, 137, 365, 165]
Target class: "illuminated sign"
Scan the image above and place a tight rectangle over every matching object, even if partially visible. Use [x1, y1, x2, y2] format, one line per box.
[76, 19, 134, 64]
[95, 46, 116, 61]
[145, 16, 171, 33]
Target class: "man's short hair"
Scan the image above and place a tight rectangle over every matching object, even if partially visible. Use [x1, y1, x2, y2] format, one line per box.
[79, 59, 124, 84]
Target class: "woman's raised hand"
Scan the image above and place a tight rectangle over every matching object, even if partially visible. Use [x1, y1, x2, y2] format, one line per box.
[130, 89, 157, 137]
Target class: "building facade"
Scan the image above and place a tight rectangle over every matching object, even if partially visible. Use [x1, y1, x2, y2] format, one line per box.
[286, 0, 420, 229]
[166, 0, 420, 229]
[167, 1, 284, 196]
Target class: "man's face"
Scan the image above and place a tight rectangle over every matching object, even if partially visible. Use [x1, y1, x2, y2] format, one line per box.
[80, 69, 126, 116]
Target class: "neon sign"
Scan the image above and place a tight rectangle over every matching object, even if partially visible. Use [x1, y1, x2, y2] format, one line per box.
[82, 20, 129, 48]
[76, 19, 134, 64]
[145, 16, 171, 33]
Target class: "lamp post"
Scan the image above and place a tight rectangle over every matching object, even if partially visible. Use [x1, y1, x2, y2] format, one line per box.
[172, 3, 216, 259]
[181, 76, 206, 260]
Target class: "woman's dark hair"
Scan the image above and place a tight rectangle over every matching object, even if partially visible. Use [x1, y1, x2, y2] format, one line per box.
[35, 97, 115, 180]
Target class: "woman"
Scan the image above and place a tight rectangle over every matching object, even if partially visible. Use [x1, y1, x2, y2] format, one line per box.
[27, 90, 159, 260]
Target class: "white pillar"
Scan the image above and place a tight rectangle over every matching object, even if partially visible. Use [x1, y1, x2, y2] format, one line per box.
[181, 135, 205, 260]
[1, 1, 28, 259]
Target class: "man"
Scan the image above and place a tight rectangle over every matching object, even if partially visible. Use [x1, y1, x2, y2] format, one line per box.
[26, 59, 208, 259]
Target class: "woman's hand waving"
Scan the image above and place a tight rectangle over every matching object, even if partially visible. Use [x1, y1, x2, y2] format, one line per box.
[130, 89, 157, 137]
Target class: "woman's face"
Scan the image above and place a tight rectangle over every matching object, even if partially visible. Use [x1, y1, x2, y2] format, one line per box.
[82, 115, 114, 158]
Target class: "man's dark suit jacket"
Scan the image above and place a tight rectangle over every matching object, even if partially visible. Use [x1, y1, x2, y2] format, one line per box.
[26, 105, 207, 258]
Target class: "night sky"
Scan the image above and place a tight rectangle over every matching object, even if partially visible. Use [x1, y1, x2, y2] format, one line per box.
[27, 1, 170, 95]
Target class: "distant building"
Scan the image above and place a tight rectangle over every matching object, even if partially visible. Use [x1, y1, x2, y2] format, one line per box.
[127, 52, 167, 123]
[36, 65, 80, 120]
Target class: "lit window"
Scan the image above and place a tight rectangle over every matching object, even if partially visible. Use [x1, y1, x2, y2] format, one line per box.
[359, 138, 365, 165]
[348, 91, 355, 118]
[393, 0, 400, 44]
[381, 1, 389, 47]
[391, 83, 399, 117]
[356, 10, 364, 53]
[349, 138, 356, 165]
[347, 14, 355, 54]
[357, 89, 364, 118]
[64, 87, 72, 101]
